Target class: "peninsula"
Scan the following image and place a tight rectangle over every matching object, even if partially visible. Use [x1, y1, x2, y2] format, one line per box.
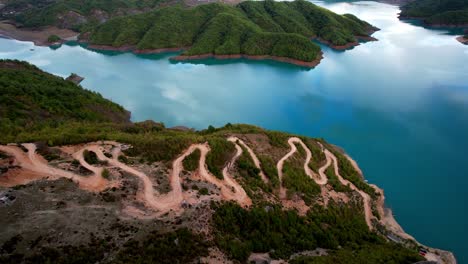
[0, 0, 378, 67]
[0, 60, 456, 263]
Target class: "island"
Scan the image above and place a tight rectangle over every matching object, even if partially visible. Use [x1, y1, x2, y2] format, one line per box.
[399, 0, 468, 27]
[0, 0, 379, 67]
[0, 59, 456, 263]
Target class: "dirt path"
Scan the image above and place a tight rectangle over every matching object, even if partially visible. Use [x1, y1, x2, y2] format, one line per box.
[228, 136, 268, 183]
[196, 143, 251, 207]
[324, 148, 374, 229]
[0, 144, 115, 191]
[277, 137, 328, 198]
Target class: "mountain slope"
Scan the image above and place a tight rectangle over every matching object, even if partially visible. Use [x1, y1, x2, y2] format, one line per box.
[0, 60, 456, 263]
[0, 60, 130, 136]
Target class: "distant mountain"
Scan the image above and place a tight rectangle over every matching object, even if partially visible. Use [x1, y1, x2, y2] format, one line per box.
[400, 0, 468, 26]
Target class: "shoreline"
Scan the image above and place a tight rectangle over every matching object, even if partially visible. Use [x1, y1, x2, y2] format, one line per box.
[0, 21, 78, 46]
[0, 22, 376, 68]
[170, 52, 324, 68]
[398, 16, 468, 28]
[456, 36, 468, 45]
[345, 155, 457, 264]
[87, 44, 323, 67]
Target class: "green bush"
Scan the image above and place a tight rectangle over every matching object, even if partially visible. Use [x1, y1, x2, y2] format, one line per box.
[101, 168, 110, 179]
[183, 149, 200, 171]
[47, 34, 61, 43]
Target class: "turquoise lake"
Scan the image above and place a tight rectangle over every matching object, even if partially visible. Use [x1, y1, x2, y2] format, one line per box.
[1, 0, 467, 262]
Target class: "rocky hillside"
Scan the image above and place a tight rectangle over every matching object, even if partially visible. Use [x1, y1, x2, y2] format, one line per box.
[0, 60, 456, 263]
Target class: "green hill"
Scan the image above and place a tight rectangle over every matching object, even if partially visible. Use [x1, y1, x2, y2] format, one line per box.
[86, 0, 376, 64]
[400, 0, 468, 26]
[0, 60, 130, 137]
[0, 60, 448, 263]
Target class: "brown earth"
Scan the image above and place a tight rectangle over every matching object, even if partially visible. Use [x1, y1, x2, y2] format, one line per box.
[0, 21, 78, 46]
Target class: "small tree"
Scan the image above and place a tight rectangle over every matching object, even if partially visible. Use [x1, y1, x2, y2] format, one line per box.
[47, 35, 61, 43]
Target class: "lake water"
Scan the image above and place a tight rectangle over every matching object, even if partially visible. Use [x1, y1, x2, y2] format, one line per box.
[1, 0, 467, 262]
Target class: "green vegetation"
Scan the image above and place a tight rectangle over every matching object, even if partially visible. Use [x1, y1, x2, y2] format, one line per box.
[290, 244, 424, 263]
[400, 0, 468, 26]
[205, 138, 236, 179]
[199, 187, 209, 195]
[236, 146, 271, 199]
[258, 154, 280, 188]
[325, 145, 376, 198]
[0, 60, 129, 138]
[212, 202, 422, 262]
[0, 60, 431, 263]
[0, 228, 208, 263]
[282, 162, 321, 205]
[325, 166, 352, 193]
[83, 150, 98, 165]
[47, 34, 61, 43]
[115, 228, 208, 263]
[302, 138, 326, 171]
[101, 168, 110, 179]
[87, 0, 375, 63]
[182, 149, 200, 171]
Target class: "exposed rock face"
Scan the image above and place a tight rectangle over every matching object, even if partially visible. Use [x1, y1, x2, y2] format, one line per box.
[90, 9, 109, 24]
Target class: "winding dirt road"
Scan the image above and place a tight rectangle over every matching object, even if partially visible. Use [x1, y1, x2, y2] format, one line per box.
[1, 138, 372, 227]
[227, 136, 268, 183]
[0, 144, 114, 191]
[324, 148, 374, 229]
[277, 137, 328, 198]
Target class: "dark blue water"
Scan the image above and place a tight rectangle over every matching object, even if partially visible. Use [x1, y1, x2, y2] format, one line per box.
[1, 1, 467, 261]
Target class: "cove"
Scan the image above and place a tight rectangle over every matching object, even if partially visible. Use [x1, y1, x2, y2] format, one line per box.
[1, 0, 468, 262]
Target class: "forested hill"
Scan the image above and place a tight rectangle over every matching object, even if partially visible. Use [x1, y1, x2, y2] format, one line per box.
[400, 0, 468, 26]
[85, 0, 376, 64]
[0, 60, 130, 136]
[0, 0, 173, 30]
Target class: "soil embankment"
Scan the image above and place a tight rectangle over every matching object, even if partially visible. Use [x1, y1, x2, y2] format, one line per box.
[0, 22, 78, 46]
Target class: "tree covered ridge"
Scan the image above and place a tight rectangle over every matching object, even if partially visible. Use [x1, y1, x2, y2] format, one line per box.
[400, 0, 468, 26]
[0, 0, 173, 30]
[86, 0, 376, 62]
[0, 59, 130, 135]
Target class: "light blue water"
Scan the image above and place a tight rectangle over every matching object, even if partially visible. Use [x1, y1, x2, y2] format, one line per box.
[1, 1, 468, 262]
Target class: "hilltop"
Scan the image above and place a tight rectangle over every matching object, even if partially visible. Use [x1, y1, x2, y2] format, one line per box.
[0, 60, 456, 263]
[399, 0, 468, 26]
